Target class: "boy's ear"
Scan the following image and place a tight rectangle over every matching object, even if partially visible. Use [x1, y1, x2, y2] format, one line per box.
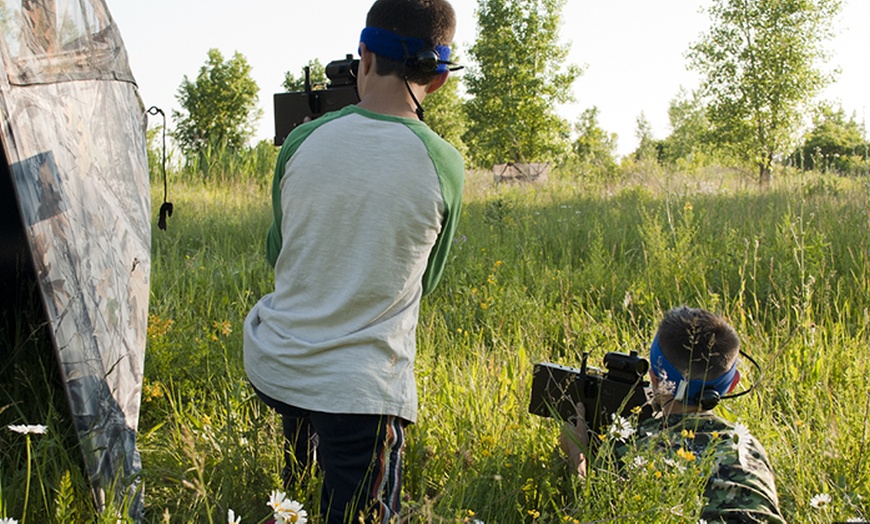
[726, 369, 741, 394]
[359, 43, 375, 75]
[425, 71, 450, 94]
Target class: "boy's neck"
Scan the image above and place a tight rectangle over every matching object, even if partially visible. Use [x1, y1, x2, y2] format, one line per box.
[356, 73, 426, 120]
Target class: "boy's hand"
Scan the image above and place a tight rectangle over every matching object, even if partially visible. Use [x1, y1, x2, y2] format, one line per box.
[558, 402, 589, 477]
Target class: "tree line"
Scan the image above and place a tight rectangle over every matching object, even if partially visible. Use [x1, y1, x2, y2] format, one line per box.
[169, 0, 869, 182]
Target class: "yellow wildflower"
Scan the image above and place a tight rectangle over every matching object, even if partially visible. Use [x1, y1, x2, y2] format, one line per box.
[676, 448, 696, 462]
[214, 320, 232, 337]
[147, 314, 174, 339]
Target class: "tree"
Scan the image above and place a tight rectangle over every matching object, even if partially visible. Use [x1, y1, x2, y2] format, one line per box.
[422, 48, 468, 156]
[793, 103, 869, 174]
[658, 88, 711, 165]
[173, 49, 261, 155]
[632, 112, 658, 162]
[463, 0, 581, 168]
[282, 59, 327, 92]
[688, 0, 840, 183]
[572, 106, 617, 175]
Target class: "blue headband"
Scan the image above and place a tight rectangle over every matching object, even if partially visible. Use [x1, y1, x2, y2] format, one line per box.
[649, 336, 738, 405]
[360, 26, 453, 73]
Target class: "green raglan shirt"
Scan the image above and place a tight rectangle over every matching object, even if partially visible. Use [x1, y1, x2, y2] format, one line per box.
[265, 105, 463, 296]
[245, 105, 464, 423]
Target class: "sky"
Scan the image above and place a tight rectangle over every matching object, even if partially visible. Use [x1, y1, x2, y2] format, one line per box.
[111, 0, 869, 157]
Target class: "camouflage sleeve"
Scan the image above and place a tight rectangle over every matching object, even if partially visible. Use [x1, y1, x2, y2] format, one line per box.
[613, 415, 787, 523]
[700, 433, 786, 524]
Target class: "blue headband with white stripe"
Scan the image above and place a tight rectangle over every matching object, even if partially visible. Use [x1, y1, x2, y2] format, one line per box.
[360, 26, 453, 73]
[649, 336, 738, 405]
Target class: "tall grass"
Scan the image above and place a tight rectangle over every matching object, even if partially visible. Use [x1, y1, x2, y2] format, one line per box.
[0, 283, 115, 522]
[2, 165, 868, 522]
[138, 166, 870, 522]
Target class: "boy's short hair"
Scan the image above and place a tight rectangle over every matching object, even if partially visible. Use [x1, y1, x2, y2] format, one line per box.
[366, 0, 456, 85]
[656, 307, 740, 381]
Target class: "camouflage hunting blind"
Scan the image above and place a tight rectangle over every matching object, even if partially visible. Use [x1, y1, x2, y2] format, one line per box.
[0, 0, 150, 517]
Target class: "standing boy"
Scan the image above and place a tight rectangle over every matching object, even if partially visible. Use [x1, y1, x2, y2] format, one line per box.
[243, 0, 463, 522]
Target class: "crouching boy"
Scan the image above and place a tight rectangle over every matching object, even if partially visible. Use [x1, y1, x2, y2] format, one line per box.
[560, 307, 786, 523]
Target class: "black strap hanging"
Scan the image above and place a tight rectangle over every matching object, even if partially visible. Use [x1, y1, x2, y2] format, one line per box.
[146, 106, 173, 231]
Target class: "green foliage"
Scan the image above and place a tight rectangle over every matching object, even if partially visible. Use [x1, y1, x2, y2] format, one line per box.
[422, 46, 468, 156]
[0, 290, 115, 521]
[6, 168, 870, 521]
[792, 103, 869, 175]
[175, 139, 278, 185]
[632, 112, 658, 162]
[172, 49, 262, 157]
[657, 88, 715, 169]
[281, 58, 327, 92]
[463, 0, 582, 168]
[688, 0, 841, 182]
[145, 125, 164, 182]
[568, 106, 618, 178]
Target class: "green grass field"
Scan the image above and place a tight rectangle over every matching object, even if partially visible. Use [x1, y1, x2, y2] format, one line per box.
[3, 166, 869, 522]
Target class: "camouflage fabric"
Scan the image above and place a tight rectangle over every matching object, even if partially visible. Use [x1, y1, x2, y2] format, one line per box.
[615, 413, 786, 523]
[0, 0, 148, 520]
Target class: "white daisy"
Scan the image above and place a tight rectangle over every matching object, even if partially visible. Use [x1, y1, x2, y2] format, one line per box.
[630, 455, 648, 469]
[663, 457, 686, 473]
[809, 493, 831, 509]
[608, 414, 635, 440]
[7, 424, 47, 435]
[268, 490, 288, 510]
[276, 500, 307, 524]
[227, 508, 241, 524]
[0, 518, 19, 524]
[268, 491, 307, 524]
[731, 422, 751, 444]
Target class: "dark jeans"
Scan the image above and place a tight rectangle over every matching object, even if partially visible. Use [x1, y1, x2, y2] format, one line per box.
[253, 385, 407, 524]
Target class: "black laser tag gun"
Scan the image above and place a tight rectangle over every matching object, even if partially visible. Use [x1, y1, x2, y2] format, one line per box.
[529, 351, 654, 433]
[273, 55, 360, 146]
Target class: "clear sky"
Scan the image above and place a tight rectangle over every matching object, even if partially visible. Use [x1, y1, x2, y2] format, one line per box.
[111, 0, 869, 157]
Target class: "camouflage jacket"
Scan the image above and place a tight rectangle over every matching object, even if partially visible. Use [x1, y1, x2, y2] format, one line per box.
[614, 412, 786, 523]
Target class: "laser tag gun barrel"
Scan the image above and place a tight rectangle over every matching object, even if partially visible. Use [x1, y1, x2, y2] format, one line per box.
[528, 350, 654, 433]
[273, 54, 360, 146]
